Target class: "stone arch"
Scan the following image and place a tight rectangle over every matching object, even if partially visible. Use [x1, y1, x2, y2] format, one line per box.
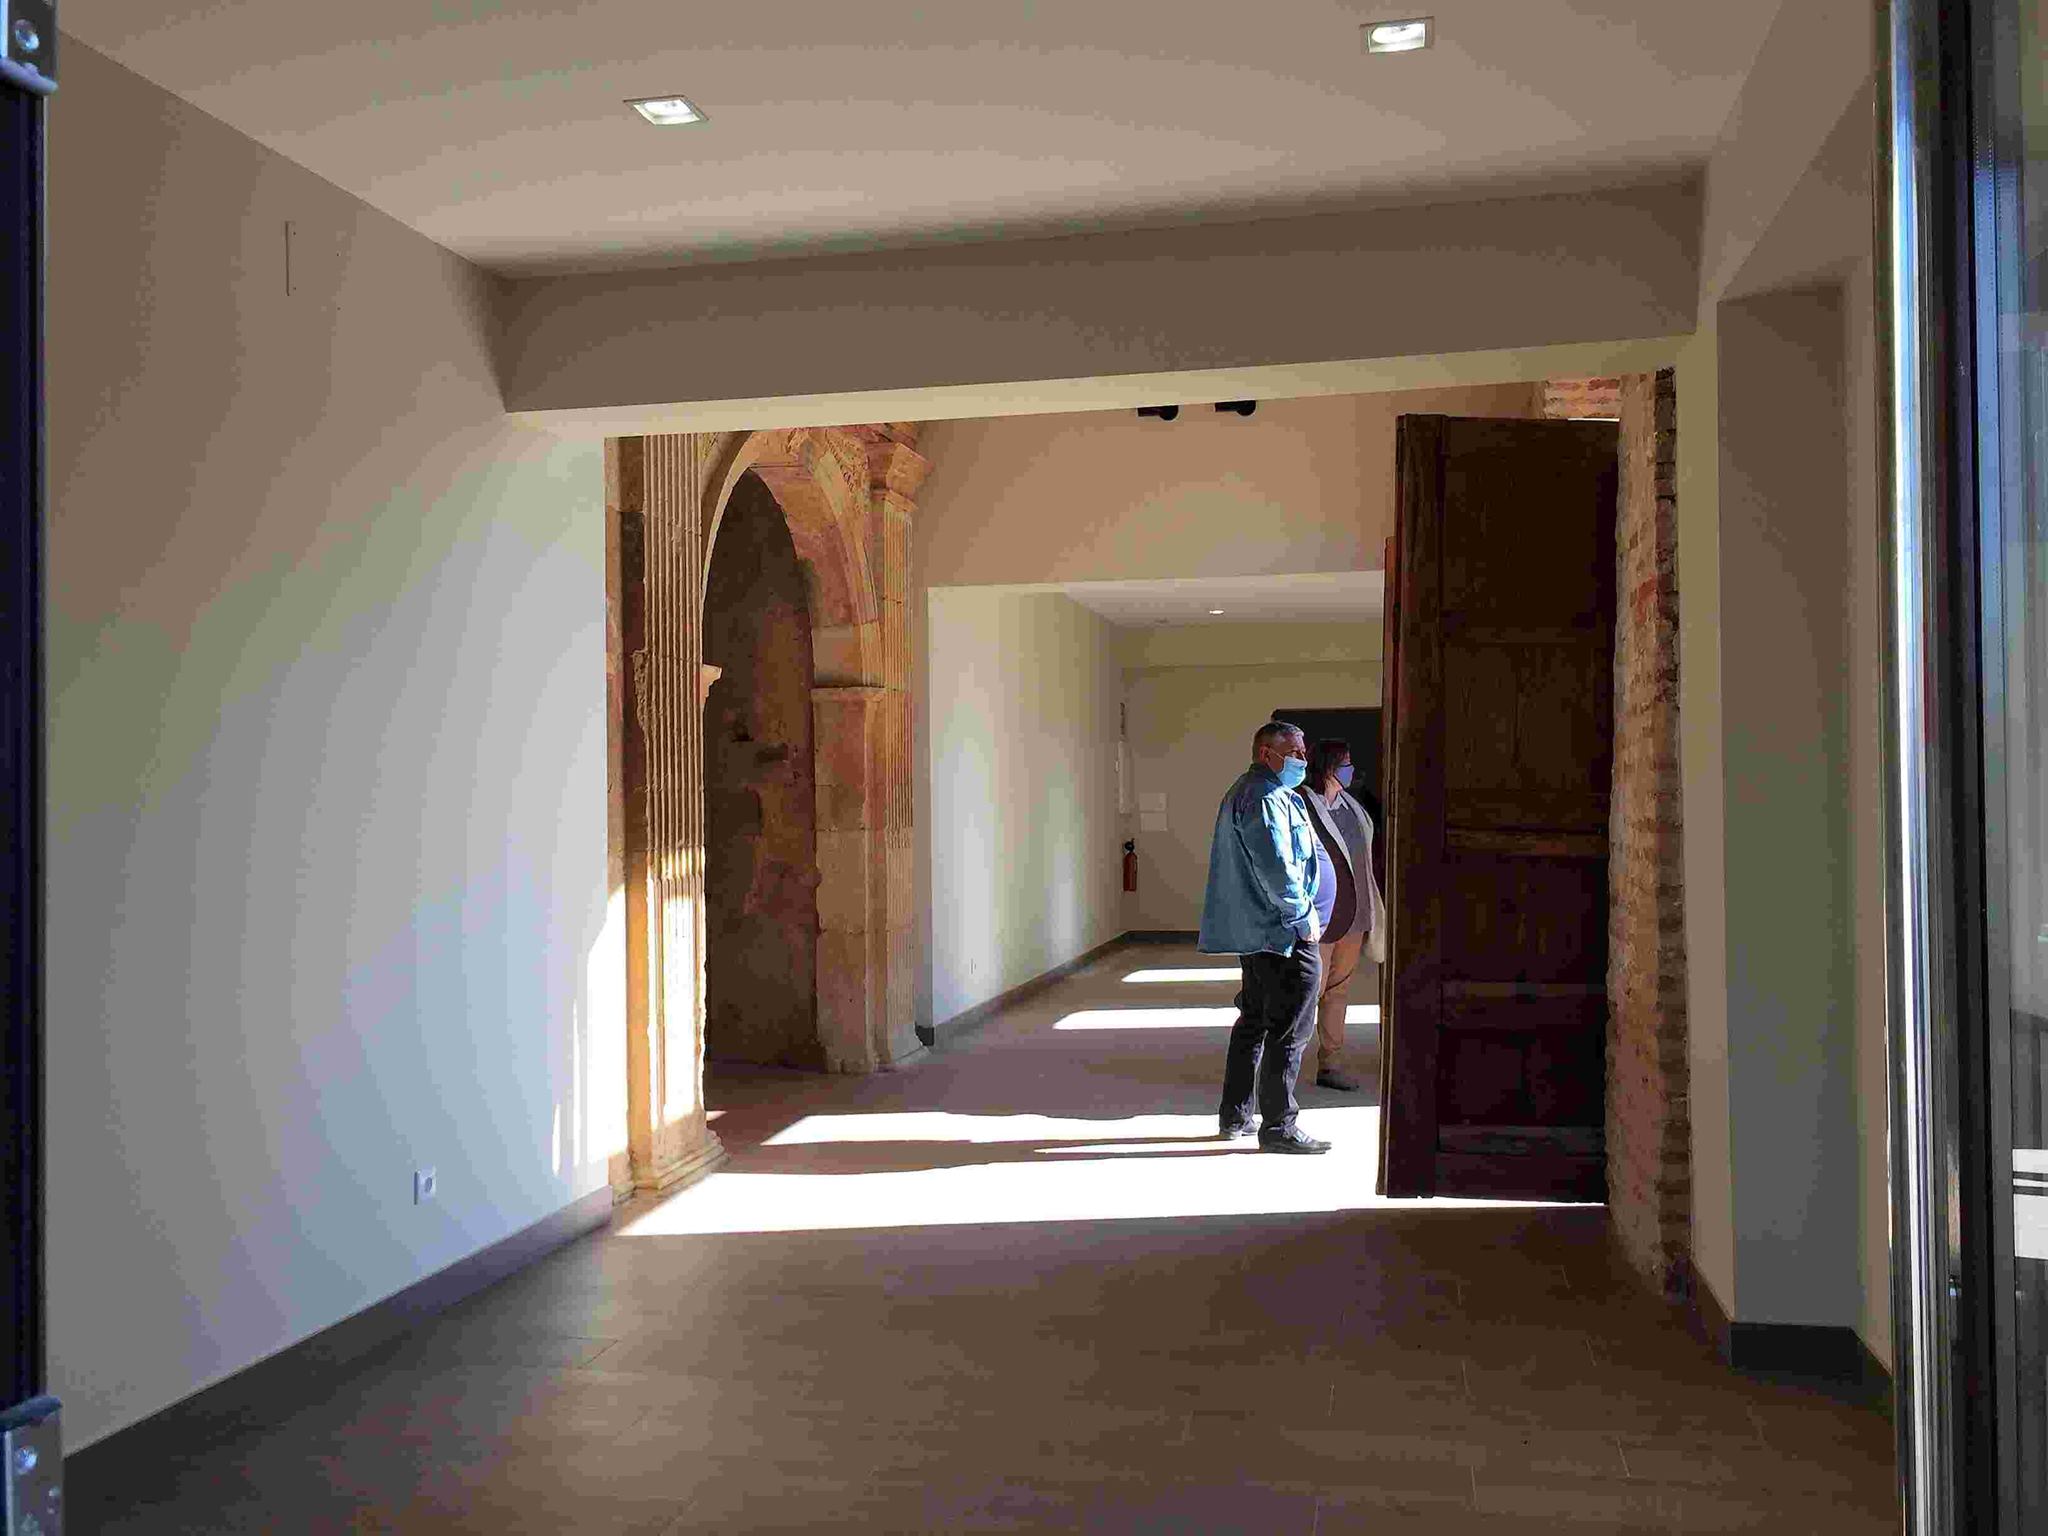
[703, 429, 882, 683]
[606, 424, 928, 1199]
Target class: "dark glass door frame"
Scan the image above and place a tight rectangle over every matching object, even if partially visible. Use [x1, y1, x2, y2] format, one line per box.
[1883, 0, 1987, 1530]
[0, 3, 57, 1524]
[1887, 0, 2047, 1528]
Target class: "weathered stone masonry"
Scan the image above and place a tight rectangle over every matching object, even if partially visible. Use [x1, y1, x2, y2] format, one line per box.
[605, 425, 930, 1199]
[703, 475, 821, 1070]
[1606, 369, 1689, 1293]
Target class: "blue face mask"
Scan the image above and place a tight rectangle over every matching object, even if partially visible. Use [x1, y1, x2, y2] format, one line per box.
[1277, 757, 1307, 790]
[1334, 763, 1355, 789]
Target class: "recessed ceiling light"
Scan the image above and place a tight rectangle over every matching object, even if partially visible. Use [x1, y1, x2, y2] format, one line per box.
[628, 95, 707, 126]
[1364, 17, 1433, 53]
[1209, 609, 1226, 615]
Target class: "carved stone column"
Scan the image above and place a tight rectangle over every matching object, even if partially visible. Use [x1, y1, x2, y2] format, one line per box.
[862, 426, 930, 1066]
[811, 683, 887, 1071]
[614, 436, 725, 1195]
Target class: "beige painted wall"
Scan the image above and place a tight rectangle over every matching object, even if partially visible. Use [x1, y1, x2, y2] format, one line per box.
[497, 183, 1699, 424]
[919, 383, 1545, 588]
[1844, 256, 1891, 1370]
[913, 383, 1539, 1029]
[1714, 284, 1862, 1331]
[1677, 321, 1737, 1317]
[48, 43, 615, 1447]
[926, 590, 1123, 1026]
[1124, 651, 1381, 933]
[1697, 0, 1876, 307]
[1120, 623, 1381, 672]
[1681, 22, 1889, 1363]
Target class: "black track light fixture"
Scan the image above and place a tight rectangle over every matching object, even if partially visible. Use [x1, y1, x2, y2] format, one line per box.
[1215, 400, 1257, 417]
[1136, 405, 1180, 421]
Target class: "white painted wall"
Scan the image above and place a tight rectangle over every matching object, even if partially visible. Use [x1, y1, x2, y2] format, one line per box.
[498, 183, 1699, 425]
[1682, 24, 1890, 1362]
[1120, 627, 1380, 933]
[47, 43, 617, 1447]
[1844, 255, 1892, 1371]
[926, 590, 1123, 1026]
[1678, 322, 1737, 1316]
[918, 384, 1545, 588]
[1714, 284, 1862, 1331]
[1697, 0, 1875, 307]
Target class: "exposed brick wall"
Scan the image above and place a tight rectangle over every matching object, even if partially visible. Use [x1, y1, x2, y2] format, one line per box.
[1543, 376, 1624, 420]
[1607, 369, 1689, 1295]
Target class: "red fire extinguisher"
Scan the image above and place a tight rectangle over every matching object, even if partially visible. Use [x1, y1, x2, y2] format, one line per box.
[1122, 840, 1138, 892]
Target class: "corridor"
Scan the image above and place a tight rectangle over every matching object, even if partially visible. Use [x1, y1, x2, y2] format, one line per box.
[83, 945, 1897, 1533]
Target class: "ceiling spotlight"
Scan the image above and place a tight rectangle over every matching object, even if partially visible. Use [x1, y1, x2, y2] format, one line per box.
[1364, 17, 1433, 53]
[1215, 400, 1257, 417]
[628, 95, 707, 126]
[1208, 609, 1226, 616]
[1136, 405, 1180, 421]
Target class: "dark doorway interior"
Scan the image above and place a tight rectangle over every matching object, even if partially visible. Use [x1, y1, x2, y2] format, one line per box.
[702, 472, 822, 1069]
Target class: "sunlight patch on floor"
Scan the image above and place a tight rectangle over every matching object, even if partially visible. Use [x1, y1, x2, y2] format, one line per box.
[760, 1110, 1218, 1146]
[1053, 1007, 1237, 1031]
[619, 1106, 1572, 1238]
[1122, 967, 1240, 983]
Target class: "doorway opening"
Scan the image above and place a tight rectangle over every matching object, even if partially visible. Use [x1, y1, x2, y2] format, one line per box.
[703, 471, 823, 1071]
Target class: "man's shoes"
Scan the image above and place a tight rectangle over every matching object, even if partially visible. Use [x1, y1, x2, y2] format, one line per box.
[1220, 1118, 1257, 1140]
[1315, 1068, 1362, 1092]
[1258, 1125, 1331, 1155]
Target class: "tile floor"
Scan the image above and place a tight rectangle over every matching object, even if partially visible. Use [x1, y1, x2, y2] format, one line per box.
[78, 945, 1899, 1533]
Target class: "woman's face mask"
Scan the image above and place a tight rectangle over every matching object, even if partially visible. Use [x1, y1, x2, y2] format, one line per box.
[1334, 763, 1355, 789]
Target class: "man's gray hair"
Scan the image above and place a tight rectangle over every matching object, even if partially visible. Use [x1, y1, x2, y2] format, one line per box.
[1254, 720, 1304, 753]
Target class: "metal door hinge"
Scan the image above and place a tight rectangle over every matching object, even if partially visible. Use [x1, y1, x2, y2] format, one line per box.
[2, 1397, 61, 1536]
[0, 0, 57, 94]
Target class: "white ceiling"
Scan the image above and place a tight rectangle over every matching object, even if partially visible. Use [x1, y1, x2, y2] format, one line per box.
[65, 0, 1785, 277]
[1058, 571, 1384, 628]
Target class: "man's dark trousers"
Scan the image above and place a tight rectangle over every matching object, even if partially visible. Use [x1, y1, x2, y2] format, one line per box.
[1219, 943, 1323, 1134]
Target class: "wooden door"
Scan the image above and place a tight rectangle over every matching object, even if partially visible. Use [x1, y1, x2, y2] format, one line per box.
[1376, 533, 1402, 1191]
[1378, 415, 1617, 1201]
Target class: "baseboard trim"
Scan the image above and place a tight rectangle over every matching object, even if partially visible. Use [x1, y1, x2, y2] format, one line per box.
[1685, 1270, 1892, 1406]
[67, 1184, 615, 1467]
[933, 932, 1143, 1045]
[1122, 929, 1200, 944]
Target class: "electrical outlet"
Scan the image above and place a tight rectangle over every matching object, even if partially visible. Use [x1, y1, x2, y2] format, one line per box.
[414, 1168, 437, 1204]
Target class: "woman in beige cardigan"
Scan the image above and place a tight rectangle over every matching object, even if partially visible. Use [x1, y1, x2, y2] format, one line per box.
[1294, 739, 1387, 1091]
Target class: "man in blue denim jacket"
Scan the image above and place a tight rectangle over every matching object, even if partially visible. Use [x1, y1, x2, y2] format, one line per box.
[1198, 721, 1330, 1153]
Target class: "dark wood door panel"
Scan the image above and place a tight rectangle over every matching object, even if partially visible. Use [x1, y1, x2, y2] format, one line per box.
[1513, 641, 1613, 790]
[1437, 1027, 1604, 1126]
[1446, 827, 1608, 859]
[1445, 791, 1610, 832]
[1440, 853, 1608, 983]
[1440, 989, 1606, 1034]
[1438, 1125, 1605, 1158]
[1444, 639, 1611, 795]
[1523, 1027, 1607, 1124]
[1380, 414, 1618, 1202]
[1436, 1034, 1527, 1122]
[1435, 1152, 1606, 1202]
[1440, 421, 1617, 626]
